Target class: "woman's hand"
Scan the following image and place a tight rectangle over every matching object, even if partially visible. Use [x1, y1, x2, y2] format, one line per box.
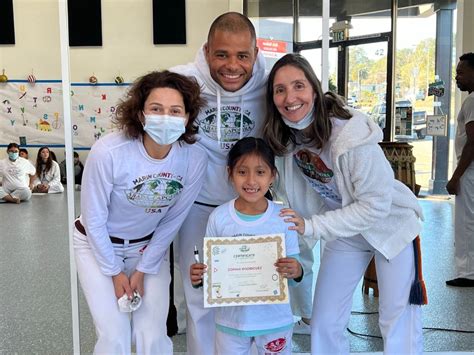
[190, 263, 207, 286]
[275, 257, 302, 279]
[279, 208, 305, 235]
[37, 184, 49, 193]
[112, 272, 132, 299]
[130, 270, 145, 297]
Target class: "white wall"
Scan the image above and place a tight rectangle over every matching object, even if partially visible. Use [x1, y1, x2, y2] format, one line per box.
[0, 0, 234, 82]
[0, 0, 240, 160]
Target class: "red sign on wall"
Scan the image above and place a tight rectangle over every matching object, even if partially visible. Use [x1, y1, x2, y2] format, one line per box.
[257, 38, 288, 58]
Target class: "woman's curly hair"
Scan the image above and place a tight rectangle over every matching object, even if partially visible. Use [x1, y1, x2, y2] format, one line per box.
[114, 70, 205, 144]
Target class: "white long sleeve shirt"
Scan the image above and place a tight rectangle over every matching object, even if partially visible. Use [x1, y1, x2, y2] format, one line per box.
[80, 132, 207, 276]
[277, 111, 423, 260]
[32, 160, 64, 193]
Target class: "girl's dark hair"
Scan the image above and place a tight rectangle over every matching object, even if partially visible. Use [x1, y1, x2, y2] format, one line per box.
[114, 70, 205, 144]
[263, 53, 352, 156]
[36, 146, 53, 175]
[227, 137, 277, 200]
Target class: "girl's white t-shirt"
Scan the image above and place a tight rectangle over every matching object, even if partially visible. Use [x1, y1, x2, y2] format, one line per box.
[205, 199, 299, 332]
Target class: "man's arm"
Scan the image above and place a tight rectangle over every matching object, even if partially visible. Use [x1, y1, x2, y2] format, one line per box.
[447, 121, 474, 194]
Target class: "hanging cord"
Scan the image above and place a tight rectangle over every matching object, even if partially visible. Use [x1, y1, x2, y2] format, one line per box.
[409, 236, 428, 305]
[216, 91, 222, 143]
[239, 96, 244, 139]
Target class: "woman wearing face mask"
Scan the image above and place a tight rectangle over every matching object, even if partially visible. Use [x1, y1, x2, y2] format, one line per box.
[263, 54, 425, 354]
[73, 71, 207, 355]
[30, 146, 64, 193]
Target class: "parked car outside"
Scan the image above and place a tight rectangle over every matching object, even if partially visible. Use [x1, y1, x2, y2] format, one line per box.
[369, 100, 427, 139]
[346, 96, 360, 109]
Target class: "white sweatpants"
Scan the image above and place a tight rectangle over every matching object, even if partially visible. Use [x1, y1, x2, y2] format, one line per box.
[0, 185, 32, 201]
[454, 165, 474, 279]
[31, 177, 64, 193]
[177, 203, 216, 355]
[311, 234, 423, 354]
[73, 228, 173, 355]
[289, 236, 318, 319]
[172, 248, 187, 333]
[215, 328, 293, 355]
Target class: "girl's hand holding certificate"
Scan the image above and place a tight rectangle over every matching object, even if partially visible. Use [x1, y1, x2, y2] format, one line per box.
[275, 257, 302, 279]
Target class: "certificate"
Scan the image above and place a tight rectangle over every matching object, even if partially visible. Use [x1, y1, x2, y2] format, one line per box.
[203, 234, 288, 308]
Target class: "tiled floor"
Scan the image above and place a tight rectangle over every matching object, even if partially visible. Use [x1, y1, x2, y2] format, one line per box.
[1, 191, 473, 353]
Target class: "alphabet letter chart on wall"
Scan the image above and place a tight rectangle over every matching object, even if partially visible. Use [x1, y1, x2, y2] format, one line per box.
[0, 81, 130, 147]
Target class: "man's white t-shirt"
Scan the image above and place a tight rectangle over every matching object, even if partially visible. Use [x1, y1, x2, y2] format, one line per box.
[0, 157, 35, 190]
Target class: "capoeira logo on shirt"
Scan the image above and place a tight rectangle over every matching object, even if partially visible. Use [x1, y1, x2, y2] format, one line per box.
[294, 149, 341, 203]
[198, 106, 255, 147]
[294, 149, 333, 183]
[125, 172, 183, 209]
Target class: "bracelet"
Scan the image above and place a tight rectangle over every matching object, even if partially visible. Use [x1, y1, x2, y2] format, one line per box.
[192, 281, 203, 289]
[293, 267, 304, 283]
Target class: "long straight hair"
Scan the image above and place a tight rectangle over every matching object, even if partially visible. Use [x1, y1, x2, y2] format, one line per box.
[263, 53, 351, 156]
[36, 146, 53, 175]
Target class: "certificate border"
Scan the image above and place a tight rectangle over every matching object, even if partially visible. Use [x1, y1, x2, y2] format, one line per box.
[204, 235, 288, 306]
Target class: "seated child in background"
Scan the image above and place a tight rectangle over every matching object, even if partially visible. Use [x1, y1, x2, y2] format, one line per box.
[0, 143, 36, 203]
[19, 148, 29, 160]
[30, 146, 64, 194]
[190, 137, 303, 355]
[73, 152, 84, 189]
[59, 151, 84, 190]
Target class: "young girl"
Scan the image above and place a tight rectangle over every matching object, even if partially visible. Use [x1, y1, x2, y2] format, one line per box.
[30, 146, 64, 194]
[190, 137, 303, 355]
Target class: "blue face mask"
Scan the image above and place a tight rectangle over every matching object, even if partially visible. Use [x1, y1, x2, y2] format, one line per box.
[8, 152, 19, 161]
[143, 114, 186, 145]
[281, 103, 315, 130]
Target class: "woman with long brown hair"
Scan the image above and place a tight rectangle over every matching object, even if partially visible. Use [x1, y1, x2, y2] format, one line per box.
[263, 53, 424, 354]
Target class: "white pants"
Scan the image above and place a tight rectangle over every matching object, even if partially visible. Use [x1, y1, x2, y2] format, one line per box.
[0, 185, 32, 201]
[215, 328, 293, 355]
[177, 203, 216, 355]
[311, 234, 422, 354]
[172, 249, 187, 333]
[74, 228, 173, 355]
[454, 165, 474, 279]
[32, 177, 64, 193]
[289, 236, 318, 319]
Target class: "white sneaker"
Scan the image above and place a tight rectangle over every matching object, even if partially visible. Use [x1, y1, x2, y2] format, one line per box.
[293, 320, 311, 335]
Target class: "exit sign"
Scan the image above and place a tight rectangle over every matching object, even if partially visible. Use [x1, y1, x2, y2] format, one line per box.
[333, 30, 346, 42]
